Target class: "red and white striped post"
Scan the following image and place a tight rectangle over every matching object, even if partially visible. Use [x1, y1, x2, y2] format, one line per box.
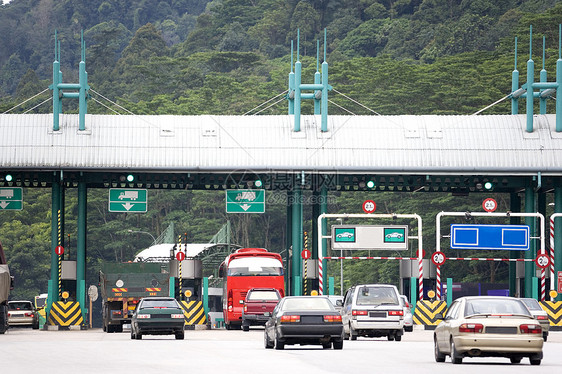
[418, 255, 424, 301]
[318, 259, 323, 295]
[436, 265, 441, 300]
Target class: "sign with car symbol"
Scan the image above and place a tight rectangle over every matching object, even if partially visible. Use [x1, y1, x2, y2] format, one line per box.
[332, 225, 408, 250]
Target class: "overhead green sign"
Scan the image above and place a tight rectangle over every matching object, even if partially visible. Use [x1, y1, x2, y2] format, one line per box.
[226, 189, 265, 213]
[0, 187, 23, 211]
[108, 189, 147, 212]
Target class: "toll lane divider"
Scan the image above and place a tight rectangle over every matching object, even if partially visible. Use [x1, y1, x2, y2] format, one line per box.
[540, 301, 562, 327]
[47, 301, 84, 329]
[413, 300, 447, 329]
[180, 300, 206, 327]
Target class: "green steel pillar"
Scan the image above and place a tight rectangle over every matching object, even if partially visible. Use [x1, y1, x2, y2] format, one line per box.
[509, 193, 521, 297]
[169, 277, 175, 298]
[328, 277, 335, 295]
[291, 187, 302, 296]
[511, 37, 519, 115]
[203, 277, 209, 316]
[526, 26, 535, 133]
[525, 186, 536, 297]
[286, 192, 293, 294]
[76, 181, 87, 319]
[314, 41, 321, 115]
[539, 36, 547, 115]
[557, 27, 562, 132]
[446, 278, 453, 306]
[555, 187, 562, 301]
[410, 277, 417, 310]
[319, 186, 328, 293]
[288, 41, 295, 115]
[78, 33, 88, 131]
[49, 180, 61, 314]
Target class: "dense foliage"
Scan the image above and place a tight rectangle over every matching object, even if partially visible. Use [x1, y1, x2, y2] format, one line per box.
[1, 0, 561, 301]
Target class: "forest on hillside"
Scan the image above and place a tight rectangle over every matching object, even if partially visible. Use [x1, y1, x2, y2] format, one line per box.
[1, 0, 562, 303]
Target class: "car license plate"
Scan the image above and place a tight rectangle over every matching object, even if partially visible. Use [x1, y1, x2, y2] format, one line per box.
[369, 311, 386, 318]
[485, 326, 517, 334]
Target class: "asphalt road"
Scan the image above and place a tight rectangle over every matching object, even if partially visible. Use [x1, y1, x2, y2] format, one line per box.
[2, 326, 561, 373]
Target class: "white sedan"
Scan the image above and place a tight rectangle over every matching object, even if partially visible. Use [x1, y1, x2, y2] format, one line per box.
[434, 296, 543, 365]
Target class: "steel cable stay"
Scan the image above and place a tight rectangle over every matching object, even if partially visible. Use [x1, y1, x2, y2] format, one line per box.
[1, 88, 50, 114]
[243, 90, 288, 115]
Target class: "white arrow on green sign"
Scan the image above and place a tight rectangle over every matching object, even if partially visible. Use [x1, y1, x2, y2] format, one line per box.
[226, 189, 265, 213]
[108, 189, 148, 212]
[0, 187, 23, 210]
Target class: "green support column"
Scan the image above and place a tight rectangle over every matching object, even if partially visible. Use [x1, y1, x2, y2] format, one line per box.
[446, 278, 453, 306]
[555, 187, 562, 301]
[509, 193, 521, 297]
[76, 181, 87, 320]
[525, 186, 536, 297]
[169, 277, 175, 298]
[410, 277, 417, 311]
[48, 180, 61, 317]
[320, 187, 328, 294]
[203, 277, 209, 316]
[291, 187, 302, 296]
[328, 277, 334, 295]
[286, 193, 293, 295]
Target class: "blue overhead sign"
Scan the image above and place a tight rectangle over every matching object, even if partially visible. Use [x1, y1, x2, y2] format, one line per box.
[450, 224, 530, 251]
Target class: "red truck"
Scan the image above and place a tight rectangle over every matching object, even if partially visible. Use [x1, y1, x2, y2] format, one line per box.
[242, 288, 281, 331]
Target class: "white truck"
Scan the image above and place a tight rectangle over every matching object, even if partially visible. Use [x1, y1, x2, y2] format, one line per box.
[118, 191, 138, 200]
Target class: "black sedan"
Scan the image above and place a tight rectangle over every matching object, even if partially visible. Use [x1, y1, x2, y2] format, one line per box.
[264, 296, 344, 350]
[131, 297, 185, 340]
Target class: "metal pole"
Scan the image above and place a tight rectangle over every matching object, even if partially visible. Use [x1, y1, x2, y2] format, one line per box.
[77, 181, 87, 319]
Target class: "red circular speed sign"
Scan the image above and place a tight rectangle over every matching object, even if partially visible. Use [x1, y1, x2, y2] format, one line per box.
[176, 251, 186, 261]
[535, 253, 550, 269]
[301, 249, 311, 260]
[55, 245, 64, 256]
[362, 200, 376, 214]
[482, 198, 497, 212]
[431, 251, 446, 266]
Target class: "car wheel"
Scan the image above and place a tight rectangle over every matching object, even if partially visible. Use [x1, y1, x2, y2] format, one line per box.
[450, 339, 462, 364]
[529, 355, 541, 366]
[32, 321, 39, 330]
[349, 324, 357, 341]
[387, 334, 395, 341]
[264, 330, 274, 349]
[274, 331, 284, 350]
[543, 332, 548, 342]
[225, 323, 231, 330]
[434, 336, 446, 362]
[405, 326, 413, 332]
[136, 332, 142, 340]
[394, 333, 402, 342]
[322, 341, 331, 349]
[242, 324, 250, 332]
[510, 357, 522, 364]
[333, 339, 344, 350]
[175, 331, 184, 340]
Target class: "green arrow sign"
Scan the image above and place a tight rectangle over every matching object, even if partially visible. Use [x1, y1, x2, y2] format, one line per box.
[226, 189, 265, 213]
[0, 187, 23, 211]
[108, 189, 147, 213]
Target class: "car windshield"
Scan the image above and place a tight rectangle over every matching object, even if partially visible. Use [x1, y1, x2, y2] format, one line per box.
[464, 298, 531, 317]
[520, 298, 542, 311]
[282, 298, 334, 311]
[8, 302, 33, 310]
[356, 286, 398, 306]
[228, 257, 283, 276]
[140, 299, 179, 309]
[247, 290, 280, 301]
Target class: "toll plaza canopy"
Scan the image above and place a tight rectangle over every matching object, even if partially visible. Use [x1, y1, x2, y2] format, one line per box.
[1, 113, 561, 177]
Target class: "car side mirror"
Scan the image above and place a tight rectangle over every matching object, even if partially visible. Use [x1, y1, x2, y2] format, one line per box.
[336, 300, 343, 307]
[264, 312, 271, 317]
[435, 313, 444, 320]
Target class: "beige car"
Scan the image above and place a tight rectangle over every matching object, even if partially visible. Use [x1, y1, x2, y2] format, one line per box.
[434, 296, 543, 365]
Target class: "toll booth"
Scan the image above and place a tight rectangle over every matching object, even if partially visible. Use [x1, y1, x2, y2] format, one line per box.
[399, 259, 437, 301]
[170, 259, 207, 327]
[302, 259, 319, 295]
[170, 259, 203, 301]
[515, 262, 551, 298]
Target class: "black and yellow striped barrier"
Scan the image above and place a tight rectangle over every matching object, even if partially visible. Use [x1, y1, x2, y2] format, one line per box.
[413, 300, 447, 329]
[180, 300, 206, 327]
[47, 301, 84, 328]
[540, 301, 562, 327]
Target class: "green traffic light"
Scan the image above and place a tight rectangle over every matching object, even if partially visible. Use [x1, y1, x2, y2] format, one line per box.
[5, 174, 12, 182]
[255, 180, 263, 188]
[127, 174, 135, 182]
[367, 180, 375, 189]
[484, 182, 493, 190]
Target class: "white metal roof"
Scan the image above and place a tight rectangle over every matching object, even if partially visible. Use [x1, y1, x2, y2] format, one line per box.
[1, 113, 561, 174]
